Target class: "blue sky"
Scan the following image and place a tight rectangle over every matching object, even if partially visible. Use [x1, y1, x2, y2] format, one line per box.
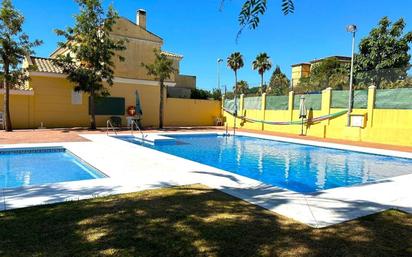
[13, 0, 412, 90]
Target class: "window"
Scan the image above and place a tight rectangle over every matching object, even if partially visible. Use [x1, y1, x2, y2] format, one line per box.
[89, 97, 125, 115]
[72, 91, 82, 105]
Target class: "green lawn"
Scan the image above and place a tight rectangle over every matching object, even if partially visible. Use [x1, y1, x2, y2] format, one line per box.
[0, 185, 411, 257]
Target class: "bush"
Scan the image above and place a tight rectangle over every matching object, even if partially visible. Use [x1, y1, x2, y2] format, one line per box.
[190, 89, 211, 99]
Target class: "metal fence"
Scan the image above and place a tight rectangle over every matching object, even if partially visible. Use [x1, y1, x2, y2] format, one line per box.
[293, 94, 322, 110]
[243, 96, 262, 110]
[331, 90, 368, 109]
[266, 95, 289, 110]
[375, 88, 412, 109]
[223, 97, 240, 113]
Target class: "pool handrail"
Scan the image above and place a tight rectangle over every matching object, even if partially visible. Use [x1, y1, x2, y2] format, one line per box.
[106, 120, 118, 135]
[131, 119, 145, 144]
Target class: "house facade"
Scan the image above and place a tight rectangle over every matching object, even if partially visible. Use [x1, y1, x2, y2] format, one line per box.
[0, 9, 218, 129]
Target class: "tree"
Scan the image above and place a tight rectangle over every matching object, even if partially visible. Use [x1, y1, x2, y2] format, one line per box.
[0, 0, 41, 131]
[252, 52, 272, 93]
[211, 88, 222, 100]
[354, 17, 412, 89]
[232, 0, 294, 37]
[310, 57, 349, 90]
[267, 66, 290, 95]
[235, 80, 249, 95]
[54, 0, 126, 129]
[295, 58, 350, 93]
[142, 49, 176, 129]
[247, 86, 261, 95]
[227, 52, 244, 96]
[190, 88, 211, 99]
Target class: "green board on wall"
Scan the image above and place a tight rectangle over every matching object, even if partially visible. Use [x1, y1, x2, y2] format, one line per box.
[89, 97, 125, 115]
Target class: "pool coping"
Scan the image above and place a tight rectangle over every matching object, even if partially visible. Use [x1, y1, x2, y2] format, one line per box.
[1, 132, 411, 228]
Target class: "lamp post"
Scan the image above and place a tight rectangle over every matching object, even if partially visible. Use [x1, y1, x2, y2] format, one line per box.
[346, 24, 357, 127]
[217, 58, 223, 92]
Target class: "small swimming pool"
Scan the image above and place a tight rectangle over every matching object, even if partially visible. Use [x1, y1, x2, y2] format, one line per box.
[0, 148, 106, 188]
[119, 134, 412, 193]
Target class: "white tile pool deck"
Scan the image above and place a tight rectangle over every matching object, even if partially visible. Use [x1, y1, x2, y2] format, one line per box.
[1, 131, 412, 228]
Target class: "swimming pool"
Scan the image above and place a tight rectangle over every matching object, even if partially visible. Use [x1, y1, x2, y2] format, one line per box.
[0, 148, 106, 188]
[119, 134, 412, 193]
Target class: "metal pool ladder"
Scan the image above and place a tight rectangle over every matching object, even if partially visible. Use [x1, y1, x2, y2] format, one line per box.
[224, 123, 231, 137]
[106, 120, 118, 135]
[131, 119, 145, 145]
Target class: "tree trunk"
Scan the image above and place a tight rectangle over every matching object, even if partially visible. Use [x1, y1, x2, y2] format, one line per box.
[261, 73, 264, 94]
[233, 70, 237, 134]
[3, 64, 12, 132]
[89, 90, 97, 130]
[235, 71, 238, 95]
[159, 80, 165, 129]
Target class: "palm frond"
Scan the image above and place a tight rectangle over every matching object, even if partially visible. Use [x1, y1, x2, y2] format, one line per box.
[281, 0, 295, 15]
[237, 0, 295, 40]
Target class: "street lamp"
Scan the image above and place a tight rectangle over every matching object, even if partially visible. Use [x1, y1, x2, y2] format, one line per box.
[346, 24, 357, 127]
[217, 58, 223, 92]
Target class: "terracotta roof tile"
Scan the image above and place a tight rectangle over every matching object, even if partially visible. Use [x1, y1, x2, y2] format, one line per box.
[30, 57, 64, 74]
[161, 50, 183, 59]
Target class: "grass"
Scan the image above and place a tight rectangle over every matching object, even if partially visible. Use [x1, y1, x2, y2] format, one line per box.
[0, 184, 411, 257]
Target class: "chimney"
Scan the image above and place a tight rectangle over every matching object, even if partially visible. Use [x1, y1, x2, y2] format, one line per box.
[137, 9, 146, 29]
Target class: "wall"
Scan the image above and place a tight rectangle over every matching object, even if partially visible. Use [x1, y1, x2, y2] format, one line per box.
[0, 76, 221, 129]
[175, 74, 196, 89]
[0, 90, 33, 129]
[223, 86, 412, 147]
[30, 76, 90, 128]
[26, 75, 162, 128]
[164, 98, 221, 126]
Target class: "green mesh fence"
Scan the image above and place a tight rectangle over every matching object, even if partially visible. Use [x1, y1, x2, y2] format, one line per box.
[375, 88, 412, 109]
[266, 95, 289, 110]
[331, 90, 368, 109]
[224, 98, 240, 113]
[293, 94, 322, 110]
[243, 96, 262, 110]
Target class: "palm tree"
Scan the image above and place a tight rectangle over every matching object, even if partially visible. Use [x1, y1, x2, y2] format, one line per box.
[227, 52, 244, 95]
[142, 49, 176, 129]
[227, 52, 244, 132]
[235, 80, 249, 95]
[252, 52, 272, 94]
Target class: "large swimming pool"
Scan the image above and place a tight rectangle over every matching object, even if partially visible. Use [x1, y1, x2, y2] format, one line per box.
[120, 134, 412, 193]
[0, 148, 106, 188]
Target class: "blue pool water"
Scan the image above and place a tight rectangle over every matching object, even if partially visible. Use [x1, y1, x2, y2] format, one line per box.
[120, 134, 412, 193]
[0, 148, 106, 188]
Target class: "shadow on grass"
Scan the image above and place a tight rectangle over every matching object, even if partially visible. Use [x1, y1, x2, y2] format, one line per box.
[0, 185, 411, 257]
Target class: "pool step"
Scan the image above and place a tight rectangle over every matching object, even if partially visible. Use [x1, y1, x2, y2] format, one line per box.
[129, 134, 176, 145]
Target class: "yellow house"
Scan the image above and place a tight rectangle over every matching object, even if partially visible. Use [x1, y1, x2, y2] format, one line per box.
[291, 56, 351, 88]
[0, 9, 222, 129]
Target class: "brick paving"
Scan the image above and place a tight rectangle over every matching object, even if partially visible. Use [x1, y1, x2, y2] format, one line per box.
[237, 128, 412, 153]
[1, 126, 412, 153]
[0, 127, 222, 144]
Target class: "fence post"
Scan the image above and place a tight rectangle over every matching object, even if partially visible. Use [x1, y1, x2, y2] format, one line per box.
[261, 93, 266, 131]
[321, 87, 332, 125]
[367, 85, 376, 128]
[288, 91, 294, 121]
[240, 94, 244, 115]
[221, 94, 225, 121]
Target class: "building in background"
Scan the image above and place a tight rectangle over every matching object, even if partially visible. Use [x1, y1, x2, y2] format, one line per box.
[8, 9, 202, 128]
[291, 56, 351, 88]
